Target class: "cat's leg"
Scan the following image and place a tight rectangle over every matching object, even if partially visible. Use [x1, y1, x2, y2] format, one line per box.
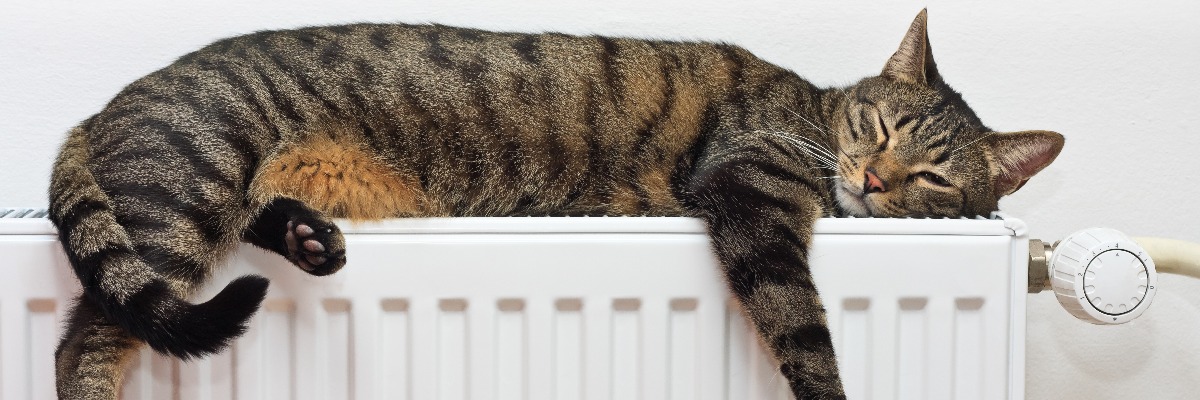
[243, 197, 347, 276]
[55, 294, 143, 400]
[687, 135, 846, 400]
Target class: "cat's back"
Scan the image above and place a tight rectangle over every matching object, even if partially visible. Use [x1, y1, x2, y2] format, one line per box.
[82, 23, 786, 217]
[185, 22, 743, 75]
[98, 22, 757, 138]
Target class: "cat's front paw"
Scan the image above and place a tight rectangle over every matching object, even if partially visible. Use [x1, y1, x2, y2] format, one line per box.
[284, 219, 346, 276]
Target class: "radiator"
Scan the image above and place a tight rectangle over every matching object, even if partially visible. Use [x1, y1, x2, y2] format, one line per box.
[0, 209, 1028, 400]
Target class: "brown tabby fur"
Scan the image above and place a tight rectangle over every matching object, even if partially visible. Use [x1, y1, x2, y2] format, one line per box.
[48, 10, 1062, 399]
[252, 130, 428, 219]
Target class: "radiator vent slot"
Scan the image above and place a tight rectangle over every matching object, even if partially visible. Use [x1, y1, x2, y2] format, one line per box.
[0, 208, 48, 218]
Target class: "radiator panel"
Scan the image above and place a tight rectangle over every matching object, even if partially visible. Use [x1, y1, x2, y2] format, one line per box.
[0, 216, 1026, 400]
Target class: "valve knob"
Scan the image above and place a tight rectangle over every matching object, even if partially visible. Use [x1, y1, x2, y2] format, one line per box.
[1049, 228, 1157, 324]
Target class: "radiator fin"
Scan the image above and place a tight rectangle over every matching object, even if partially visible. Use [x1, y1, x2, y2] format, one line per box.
[27, 299, 58, 400]
[554, 299, 584, 399]
[379, 298, 411, 399]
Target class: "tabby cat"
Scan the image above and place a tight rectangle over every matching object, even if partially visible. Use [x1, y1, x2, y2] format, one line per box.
[49, 10, 1062, 399]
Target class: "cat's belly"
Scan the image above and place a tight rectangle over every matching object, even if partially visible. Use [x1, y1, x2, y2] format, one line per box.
[248, 132, 691, 219]
[249, 135, 427, 220]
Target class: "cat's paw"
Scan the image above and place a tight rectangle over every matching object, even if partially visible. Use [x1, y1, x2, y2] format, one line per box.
[284, 219, 346, 276]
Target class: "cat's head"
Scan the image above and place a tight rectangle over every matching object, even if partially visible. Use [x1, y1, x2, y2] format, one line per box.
[831, 10, 1063, 217]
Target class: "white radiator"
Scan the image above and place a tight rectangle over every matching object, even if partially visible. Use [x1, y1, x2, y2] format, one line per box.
[0, 209, 1028, 400]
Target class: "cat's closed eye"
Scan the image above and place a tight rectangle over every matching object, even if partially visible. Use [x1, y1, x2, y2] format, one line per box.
[912, 171, 951, 187]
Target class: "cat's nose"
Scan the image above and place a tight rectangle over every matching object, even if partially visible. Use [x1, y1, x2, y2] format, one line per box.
[864, 168, 887, 194]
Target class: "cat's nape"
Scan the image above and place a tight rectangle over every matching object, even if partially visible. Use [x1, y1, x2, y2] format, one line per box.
[48, 9, 1061, 400]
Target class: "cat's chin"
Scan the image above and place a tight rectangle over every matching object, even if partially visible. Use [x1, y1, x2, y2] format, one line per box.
[834, 186, 873, 217]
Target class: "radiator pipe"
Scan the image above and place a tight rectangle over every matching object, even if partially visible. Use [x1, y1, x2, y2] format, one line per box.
[1027, 236, 1200, 293]
[1133, 237, 1200, 280]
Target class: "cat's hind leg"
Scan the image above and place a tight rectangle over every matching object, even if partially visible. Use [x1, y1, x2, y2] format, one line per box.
[243, 197, 347, 276]
[55, 294, 143, 400]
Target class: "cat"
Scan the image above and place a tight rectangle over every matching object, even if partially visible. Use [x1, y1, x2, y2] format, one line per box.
[48, 9, 1062, 399]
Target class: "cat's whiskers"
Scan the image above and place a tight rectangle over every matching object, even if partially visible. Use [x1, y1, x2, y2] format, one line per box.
[766, 132, 840, 171]
[794, 135, 839, 163]
[761, 129, 837, 159]
[783, 107, 839, 138]
[782, 134, 840, 168]
[765, 110, 844, 169]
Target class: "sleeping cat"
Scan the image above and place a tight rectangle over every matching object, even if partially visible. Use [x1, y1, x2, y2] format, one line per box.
[48, 10, 1061, 399]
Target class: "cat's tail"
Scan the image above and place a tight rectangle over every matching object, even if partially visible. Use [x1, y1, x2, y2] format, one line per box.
[48, 124, 268, 360]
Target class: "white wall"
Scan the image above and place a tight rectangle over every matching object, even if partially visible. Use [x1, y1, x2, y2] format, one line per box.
[3, 1, 1198, 398]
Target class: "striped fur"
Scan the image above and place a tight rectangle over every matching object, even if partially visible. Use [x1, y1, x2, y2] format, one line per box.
[49, 10, 1062, 399]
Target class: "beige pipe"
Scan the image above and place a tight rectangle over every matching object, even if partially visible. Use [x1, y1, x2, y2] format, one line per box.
[1134, 237, 1200, 280]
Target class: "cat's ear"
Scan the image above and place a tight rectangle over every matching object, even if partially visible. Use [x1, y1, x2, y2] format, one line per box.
[882, 9, 942, 86]
[985, 130, 1065, 196]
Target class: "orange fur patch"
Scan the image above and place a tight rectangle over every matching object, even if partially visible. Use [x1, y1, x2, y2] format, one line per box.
[252, 137, 425, 220]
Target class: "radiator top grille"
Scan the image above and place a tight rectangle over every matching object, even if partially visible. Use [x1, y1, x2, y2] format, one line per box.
[0, 207, 1020, 237]
[0, 207, 992, 220]
[0, 208, 47, 219]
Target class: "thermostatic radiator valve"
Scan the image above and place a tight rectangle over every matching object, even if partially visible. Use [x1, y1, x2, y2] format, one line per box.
[1029, 228, 1200, 324]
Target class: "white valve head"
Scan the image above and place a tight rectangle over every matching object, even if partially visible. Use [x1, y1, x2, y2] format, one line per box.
[1049, 228, 1157, 324]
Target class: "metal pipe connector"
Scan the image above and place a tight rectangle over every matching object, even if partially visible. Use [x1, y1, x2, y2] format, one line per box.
[1027, 239, 1053, 293]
